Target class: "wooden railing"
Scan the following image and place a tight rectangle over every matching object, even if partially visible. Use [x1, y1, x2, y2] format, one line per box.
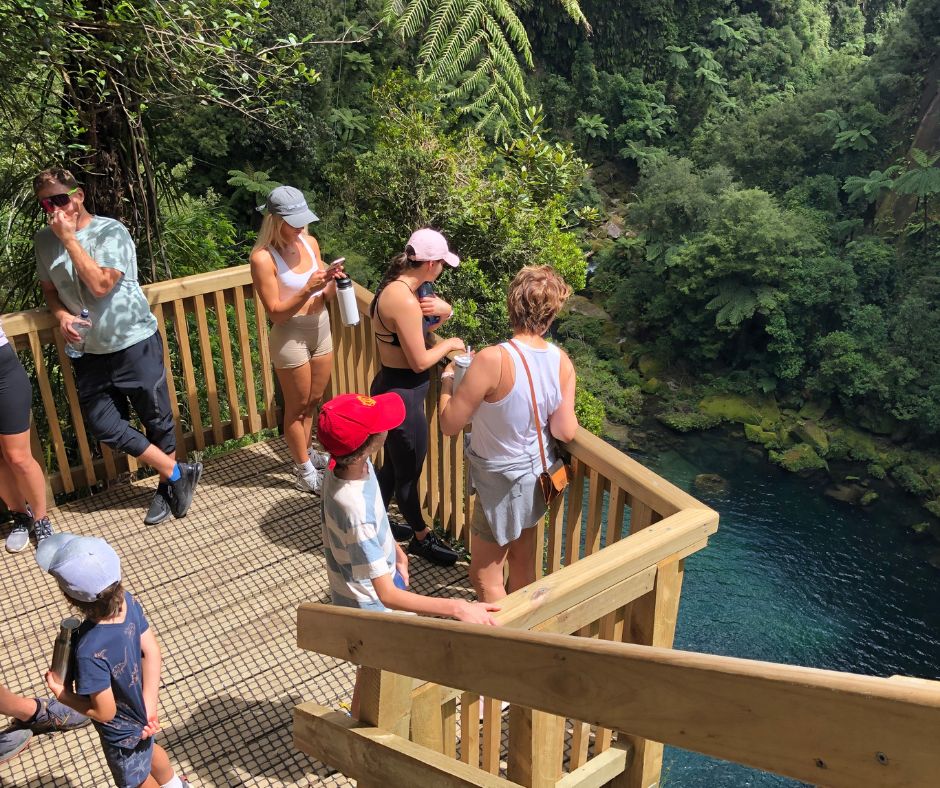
[3, 266, 277, 494]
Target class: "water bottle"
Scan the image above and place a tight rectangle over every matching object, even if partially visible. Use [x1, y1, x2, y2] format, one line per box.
[336, 276, 360, 327]
[50, 616, 82, 678]
[417, 282, 440, 330]
[452, 353, 472, 391]
[64, 309, 91, 359]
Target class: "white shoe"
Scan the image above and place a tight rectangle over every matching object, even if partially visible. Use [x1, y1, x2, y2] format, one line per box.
[293, 464, 322, 494]
[308, 447, 330, 470]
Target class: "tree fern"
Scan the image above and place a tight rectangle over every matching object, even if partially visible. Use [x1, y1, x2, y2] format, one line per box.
[385, 0, 588, 136]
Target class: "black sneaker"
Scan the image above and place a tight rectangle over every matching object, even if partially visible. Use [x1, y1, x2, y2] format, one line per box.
[389, 519, 413, 541]
[168, 462, 203, 519]
[144, 483, 172, 525]
[408, 531, 459, 567]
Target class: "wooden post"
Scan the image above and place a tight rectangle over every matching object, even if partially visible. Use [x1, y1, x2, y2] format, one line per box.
[507, 706, 564, 787]
[613, 558, 684, 788]
[357, 666, 412, 740]
[411, 683, 445, 753]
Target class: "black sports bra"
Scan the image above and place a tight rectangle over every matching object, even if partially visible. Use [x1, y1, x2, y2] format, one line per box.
[372, 285, 402, 347]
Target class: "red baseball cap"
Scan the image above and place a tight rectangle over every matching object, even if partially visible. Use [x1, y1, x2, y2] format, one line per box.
[318, 393, 406, 457]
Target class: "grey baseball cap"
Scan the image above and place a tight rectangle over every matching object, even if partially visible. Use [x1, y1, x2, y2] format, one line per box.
[37, 532, 121, 602]
[259, 185, 319, 228]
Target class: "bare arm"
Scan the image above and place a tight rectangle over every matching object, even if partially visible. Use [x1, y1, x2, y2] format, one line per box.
[41, 280, 85, 343]
[438, 346, 501, 435]
[249, 248, 334, 324]
[372, 572, 500, 624]
[45, 673, 117, 723]
[48, 210, 121, 297]
[549, 350, 579, 443]
[139, 628, 161, 728]
[381, 285, 463, 372]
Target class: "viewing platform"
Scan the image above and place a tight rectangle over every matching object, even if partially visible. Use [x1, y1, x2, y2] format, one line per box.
[2, 266, 939, 787]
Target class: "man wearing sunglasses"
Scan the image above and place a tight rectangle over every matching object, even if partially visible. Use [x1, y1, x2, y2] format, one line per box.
[33, 168, 201, 526]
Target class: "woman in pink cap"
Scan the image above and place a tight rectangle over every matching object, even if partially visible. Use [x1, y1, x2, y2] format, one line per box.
[368, 228, 465, 567]
[250, 186, 344, 495]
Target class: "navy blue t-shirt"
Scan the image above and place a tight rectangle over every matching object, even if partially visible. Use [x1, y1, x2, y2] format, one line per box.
[71, 591, 150, 748]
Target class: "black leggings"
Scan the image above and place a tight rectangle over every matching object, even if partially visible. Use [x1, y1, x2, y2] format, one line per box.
[0, 343, 32, 435]
[370, 366, 430, 534]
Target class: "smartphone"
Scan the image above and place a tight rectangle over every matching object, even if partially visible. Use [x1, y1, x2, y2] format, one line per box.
[325, 257, 346, 273]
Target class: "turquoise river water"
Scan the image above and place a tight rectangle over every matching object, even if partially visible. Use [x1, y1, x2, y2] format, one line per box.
[623, 430, 940, 787]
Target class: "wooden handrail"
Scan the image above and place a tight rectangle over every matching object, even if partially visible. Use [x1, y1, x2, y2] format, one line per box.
[296, 604, 940, 788]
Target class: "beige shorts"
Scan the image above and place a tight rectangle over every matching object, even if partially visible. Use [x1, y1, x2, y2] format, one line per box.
[269, 310, 333, 369]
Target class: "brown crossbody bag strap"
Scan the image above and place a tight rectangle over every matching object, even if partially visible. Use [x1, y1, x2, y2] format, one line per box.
[507, 339, 549, 474]
[507, 340, 571, 505]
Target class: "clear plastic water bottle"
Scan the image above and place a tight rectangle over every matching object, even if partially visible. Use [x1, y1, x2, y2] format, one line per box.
[417, 282, 440, 330]
[64, 309, 91, 359]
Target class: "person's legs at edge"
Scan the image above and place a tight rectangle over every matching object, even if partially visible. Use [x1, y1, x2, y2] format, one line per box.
[0, 682, 32, 764]
[0, 433, 52, 551]
[505, 525, 538, 595]
[0, 684, 39, 722]
[469, 537, 510, 603]
[276, 357, 324, 494]
[305, 352, 333, 462]
[140, 742, 187, 787]
[0, 432, 48, 522]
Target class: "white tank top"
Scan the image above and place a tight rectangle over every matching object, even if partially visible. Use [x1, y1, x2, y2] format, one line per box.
[0, 319, 7, 349]
[268, 235, 324, 303]
[469, 341, 563, 461]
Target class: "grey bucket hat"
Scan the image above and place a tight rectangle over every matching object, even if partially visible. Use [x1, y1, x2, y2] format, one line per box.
[259, 185, 319, 228]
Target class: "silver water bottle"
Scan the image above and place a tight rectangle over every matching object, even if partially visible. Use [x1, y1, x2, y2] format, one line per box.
[51, 616, 82, 678]
[336, 276, 360, 327]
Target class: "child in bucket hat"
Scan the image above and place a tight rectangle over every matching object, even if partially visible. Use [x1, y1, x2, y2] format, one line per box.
[317, 393, 500, 716]
[37, 533, 192, 788]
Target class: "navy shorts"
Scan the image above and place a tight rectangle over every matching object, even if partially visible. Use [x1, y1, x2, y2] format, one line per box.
[73, 331, 176, 458]
[101, 735, 153, 787]
[0, 343, 32, 435]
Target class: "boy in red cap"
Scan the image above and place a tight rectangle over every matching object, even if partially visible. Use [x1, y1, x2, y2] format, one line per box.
[317, 393, 499, 715]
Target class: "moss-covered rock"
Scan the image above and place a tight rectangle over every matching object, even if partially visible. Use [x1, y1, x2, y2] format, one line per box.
[925, 500, 940, 519]
[798, 399, 830, 421]
[867, 463, 887, 480]
[828, 426, 879, 462]
[861, 491, 879, 506]
[638, 354, 665, 378]
[656, 411, 722, 433]
[793, 421, 829, 455]
[770, 443, 828, 473]
[642, 377, 664, 394]
[891, 465, 932, 497]
[854, 404, 896, 435]
[694, 473, 728, 493]
[698, 394, 781, 426]
[744, 423, 777, 447]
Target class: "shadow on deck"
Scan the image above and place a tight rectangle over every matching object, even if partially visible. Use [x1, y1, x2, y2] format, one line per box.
[0, 438, 471, 787]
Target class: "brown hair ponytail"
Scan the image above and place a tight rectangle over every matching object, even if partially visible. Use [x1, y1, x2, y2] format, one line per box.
[370, 247, 424, 316]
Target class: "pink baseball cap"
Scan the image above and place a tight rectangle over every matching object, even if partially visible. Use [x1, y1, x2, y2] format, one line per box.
[406, 228, 460, 267]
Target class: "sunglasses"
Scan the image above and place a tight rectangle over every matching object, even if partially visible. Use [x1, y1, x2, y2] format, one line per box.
[39, 187, 78, 213]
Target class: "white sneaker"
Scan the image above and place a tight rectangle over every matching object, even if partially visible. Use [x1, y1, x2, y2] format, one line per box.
[293, 464, 322, 494]
[308, 448, 331, 470]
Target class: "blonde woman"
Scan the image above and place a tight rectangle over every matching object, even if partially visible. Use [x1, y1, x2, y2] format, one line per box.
[250, 186, 343, 493]
[438, 266, 578, 601]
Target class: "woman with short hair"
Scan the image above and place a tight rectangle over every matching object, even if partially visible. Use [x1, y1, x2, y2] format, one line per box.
[250, 186, 342, 494]
[438, 265, 579, 600]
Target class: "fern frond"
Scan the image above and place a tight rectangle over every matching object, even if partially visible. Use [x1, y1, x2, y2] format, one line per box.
[444, 55, 491, 100]
[392, 0, 434, 38]
[487, 0, 533, 66]
[556, 0, 590, 32]
[418, 0, 469, 67]
[481, 14, 527, 95]
[427, 7, 486, 81]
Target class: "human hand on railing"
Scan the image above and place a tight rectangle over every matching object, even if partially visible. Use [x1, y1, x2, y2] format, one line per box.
[454, 600, 501, 626]
[443, 337, 466, 356]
